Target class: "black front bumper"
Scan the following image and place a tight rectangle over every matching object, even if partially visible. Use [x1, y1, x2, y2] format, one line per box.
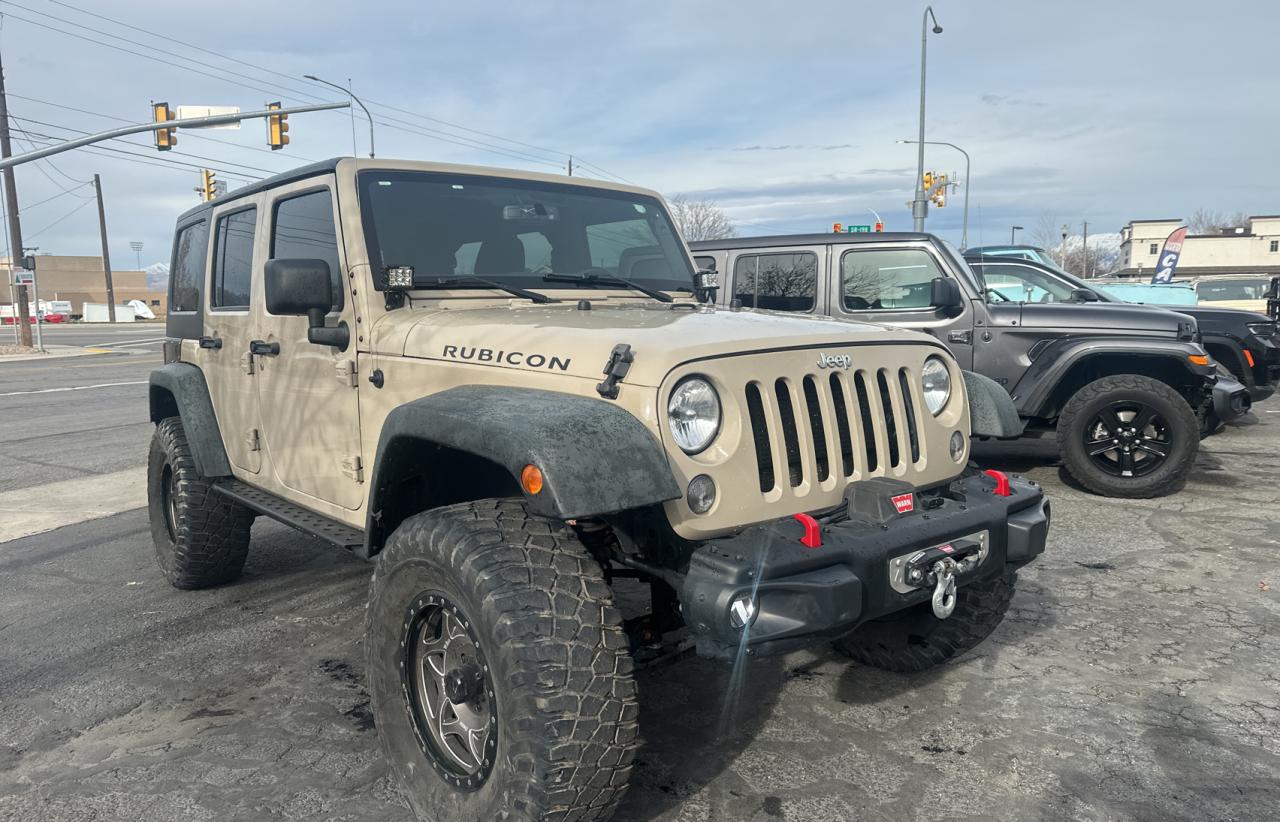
[682, 473, 1049, 660]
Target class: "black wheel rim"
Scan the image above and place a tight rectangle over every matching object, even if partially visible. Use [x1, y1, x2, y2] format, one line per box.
[400, 591, 497, 792]
[1083, 401, 1173, 478]
[161, 464, 178, 542]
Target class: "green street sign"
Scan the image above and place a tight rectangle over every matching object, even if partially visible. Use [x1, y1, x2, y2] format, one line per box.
[846, 225, 871, 233]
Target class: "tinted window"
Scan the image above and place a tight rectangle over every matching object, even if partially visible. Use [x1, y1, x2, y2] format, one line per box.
[170, 220, 208, 312]
[271, 189, 342, 310]
[356, 171, 694, 293]
[840, 248, 943, 310]
[733, 252, 817, 312]
[212, 208, 256, 309]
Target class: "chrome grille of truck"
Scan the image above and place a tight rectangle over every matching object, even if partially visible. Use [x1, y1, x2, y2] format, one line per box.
[745, 367, 924, 495]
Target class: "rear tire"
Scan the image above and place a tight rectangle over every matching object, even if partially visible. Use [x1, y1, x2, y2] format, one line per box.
[1057, 374, 1198, 498]
[365, 500, 639, 822]
[833, 573, 1015, 673]
[147, 417, 253, 589]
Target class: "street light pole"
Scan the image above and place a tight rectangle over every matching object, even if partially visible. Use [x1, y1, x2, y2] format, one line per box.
[912, 6, 943, 232]
[898, 138, 969, 248]
[305, 75, 375, 158]
[1011, 225, 1024, 244]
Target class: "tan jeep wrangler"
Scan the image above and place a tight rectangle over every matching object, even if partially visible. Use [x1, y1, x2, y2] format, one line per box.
[148, 158, 1049, 822]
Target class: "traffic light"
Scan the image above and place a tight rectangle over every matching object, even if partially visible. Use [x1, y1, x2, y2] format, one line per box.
[922, 171, 933, 191]
[200, 169, 217, 202]
[266, 102, 289, 150]
[832, 222, 843, 233]
[874, 221, 884, 232]
[152, 102, 176, 151]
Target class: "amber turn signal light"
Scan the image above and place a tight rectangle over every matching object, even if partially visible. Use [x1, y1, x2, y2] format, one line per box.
[1244, 350, 1256, 368]
[1188, 354, 1211, 366]
[520, 464, 544, 495]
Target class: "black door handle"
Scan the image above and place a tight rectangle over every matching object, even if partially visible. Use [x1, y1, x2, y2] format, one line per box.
[198, 336, 222, 349]
[249, 340, 280, 356]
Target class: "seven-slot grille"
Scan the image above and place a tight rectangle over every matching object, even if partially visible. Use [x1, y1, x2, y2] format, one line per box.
[744, 367, 924, 495]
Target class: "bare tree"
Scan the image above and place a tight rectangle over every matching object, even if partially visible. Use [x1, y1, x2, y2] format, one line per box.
[668, 196, 737, 242]
[1188, 209, 1250, 234]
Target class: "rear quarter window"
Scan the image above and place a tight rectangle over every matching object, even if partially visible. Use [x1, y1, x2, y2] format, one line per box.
[170, 220, 208, 312]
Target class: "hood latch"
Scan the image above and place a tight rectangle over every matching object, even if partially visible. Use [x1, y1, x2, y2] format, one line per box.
[596, 343, 634, 400]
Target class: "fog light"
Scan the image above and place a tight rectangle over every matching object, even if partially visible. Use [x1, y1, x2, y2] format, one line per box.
[950, 430, 966, 462]
[687, 474, 716, 514]
[728, 593, 758, 629]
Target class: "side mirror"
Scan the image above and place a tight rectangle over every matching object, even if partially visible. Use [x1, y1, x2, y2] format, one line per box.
[264, 259, 348, 350]
[930, 277, 963, 311]
[1071, 287, 1099, 302]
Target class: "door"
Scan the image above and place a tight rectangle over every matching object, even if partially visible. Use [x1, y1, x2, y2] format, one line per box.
[828, 242, 976, 368]
[726, 246, 827, 315]
[200, 204, 263, 475]
[253, 180, 364, 510]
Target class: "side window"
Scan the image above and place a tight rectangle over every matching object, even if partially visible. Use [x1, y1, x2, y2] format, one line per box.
[733, 252, 817, 312]
[271, 190, 342, 310]
[212, 207, 257, 309]
[170, 220, 208, 312]
[840, 248, 943, 310]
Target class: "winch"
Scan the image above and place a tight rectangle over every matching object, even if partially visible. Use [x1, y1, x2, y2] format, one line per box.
[887, 531, 990, 619]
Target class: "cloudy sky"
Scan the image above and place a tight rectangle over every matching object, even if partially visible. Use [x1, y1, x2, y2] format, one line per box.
[0, 0, 1274, 270]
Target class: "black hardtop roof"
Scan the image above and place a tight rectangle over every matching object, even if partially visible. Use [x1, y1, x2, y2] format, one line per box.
[176, 158, 342, 224]
[688, 232, 933, 251]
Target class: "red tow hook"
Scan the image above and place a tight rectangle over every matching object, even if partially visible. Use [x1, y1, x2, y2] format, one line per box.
[983, 469, 1012, 497]
[793, 513, 822, 548]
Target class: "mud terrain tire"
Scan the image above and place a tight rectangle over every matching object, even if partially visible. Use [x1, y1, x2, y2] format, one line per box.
[833, 573, 1016, 673]
[147, 417, 254, 589]
[366, 500, 639, 822]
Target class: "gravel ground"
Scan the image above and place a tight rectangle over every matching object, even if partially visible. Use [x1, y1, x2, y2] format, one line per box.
[0, 414, 1277, 821]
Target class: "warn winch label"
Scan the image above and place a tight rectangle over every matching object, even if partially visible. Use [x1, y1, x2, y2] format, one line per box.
[891, 493, 915, 514]
[442, 345, 571, 372]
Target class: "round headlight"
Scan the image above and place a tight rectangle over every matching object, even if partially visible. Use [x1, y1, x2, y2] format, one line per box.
[668, 377, 721, 454]
[921, 356, 952, 415]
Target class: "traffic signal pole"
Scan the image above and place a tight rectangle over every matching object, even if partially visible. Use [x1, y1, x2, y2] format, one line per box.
[0, 46, 32, 346]
[0, 100, 350, 172]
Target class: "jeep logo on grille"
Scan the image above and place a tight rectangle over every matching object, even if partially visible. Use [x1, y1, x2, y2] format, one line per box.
[816, 353, 852, 370]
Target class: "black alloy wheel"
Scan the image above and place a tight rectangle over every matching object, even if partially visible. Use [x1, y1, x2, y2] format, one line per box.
[1083, 401, 1173, 478]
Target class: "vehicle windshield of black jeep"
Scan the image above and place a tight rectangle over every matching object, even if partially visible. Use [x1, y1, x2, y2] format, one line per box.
[976, 262, 1079, 303]
[357, 171, 696, 294]
[1195, 279, 1269, 301]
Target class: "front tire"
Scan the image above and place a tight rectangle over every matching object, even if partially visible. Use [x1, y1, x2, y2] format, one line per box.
[1056, 374, 1198, 498]
[833, 573, 1015, 673]
[147, 417, 253, 589]
[366, 500, 639, 822]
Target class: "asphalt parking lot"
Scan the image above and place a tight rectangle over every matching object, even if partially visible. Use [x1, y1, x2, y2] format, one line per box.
[1, 346, 1278, 821]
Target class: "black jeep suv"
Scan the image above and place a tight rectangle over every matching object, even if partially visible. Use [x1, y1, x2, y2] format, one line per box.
[963, 247, 1280, 405]
[691, 233, 1231, 499]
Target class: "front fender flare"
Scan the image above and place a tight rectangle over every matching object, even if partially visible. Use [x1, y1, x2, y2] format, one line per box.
[962, 371, 1023, 438]
[367, 384, 681, 531]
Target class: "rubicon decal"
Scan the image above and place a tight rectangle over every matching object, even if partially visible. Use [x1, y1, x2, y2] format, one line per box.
[442, 345, 571, 371]
[891, 492, 915, 514]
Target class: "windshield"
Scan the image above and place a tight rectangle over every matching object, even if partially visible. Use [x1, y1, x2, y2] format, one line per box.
[357, 171, 696, 294]
[1195, 279, 1269, 301]
[975, 261, 1080, 303]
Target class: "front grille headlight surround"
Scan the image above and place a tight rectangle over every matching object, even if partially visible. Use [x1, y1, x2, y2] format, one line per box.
[920, 355, 952, 415]
[668, 375, 722, 454]
[1245, 321, 1277, 340]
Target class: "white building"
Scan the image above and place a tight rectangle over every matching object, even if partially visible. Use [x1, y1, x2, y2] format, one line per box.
[1116, 215, 1280, 279]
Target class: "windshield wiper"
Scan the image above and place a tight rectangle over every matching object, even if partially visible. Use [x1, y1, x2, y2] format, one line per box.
[542, 269, 674, 303]
[420, 276, 558, 304]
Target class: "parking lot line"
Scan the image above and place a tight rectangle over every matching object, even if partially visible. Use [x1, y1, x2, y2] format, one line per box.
[0, 380, 148, 397]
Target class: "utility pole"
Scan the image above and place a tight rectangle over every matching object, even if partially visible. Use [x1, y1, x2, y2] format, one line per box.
[1060, 224, 1069, 268]
[1081, 220, 1089, 279]
[567, 155, 573, 177]
[93, 174, 116, 323]
[912, 7, 943, 232]
[0, 46, 32, 346]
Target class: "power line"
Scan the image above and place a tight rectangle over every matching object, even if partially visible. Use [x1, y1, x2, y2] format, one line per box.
[15, 130, 262, 181]
[16, 179, 91, 212]
[10, 0, 630, 180]
[24, 195, 90, 239]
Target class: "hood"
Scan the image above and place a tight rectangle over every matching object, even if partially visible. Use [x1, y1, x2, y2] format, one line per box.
[1015, 300, 1193, 336]
[380, 300, 931, 386]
